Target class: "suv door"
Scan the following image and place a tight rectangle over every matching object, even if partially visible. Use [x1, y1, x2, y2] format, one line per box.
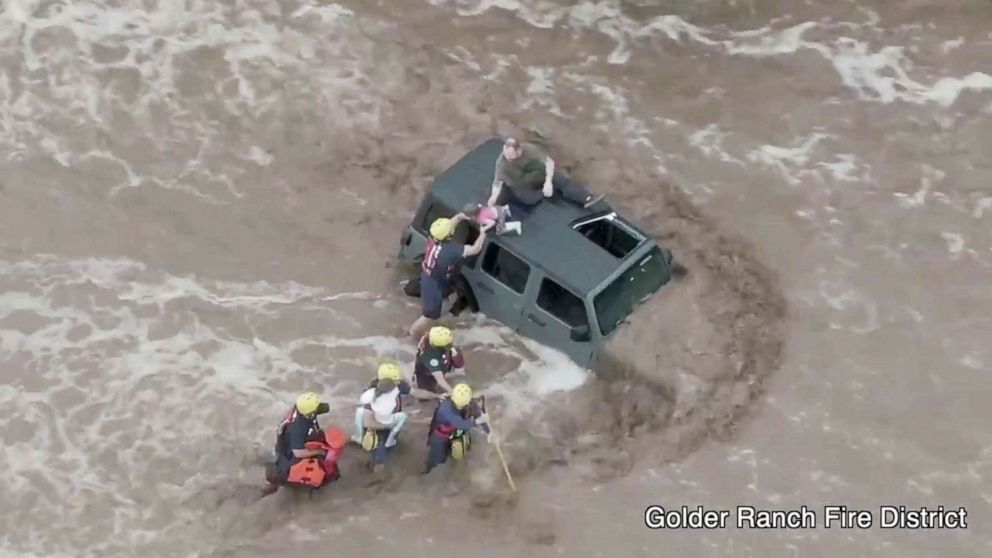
[467, 241, 530, 332]
[517, 273, 595, 366]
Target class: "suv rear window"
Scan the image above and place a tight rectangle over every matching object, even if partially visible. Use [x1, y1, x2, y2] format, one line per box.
[593, 247, 669, 335]
[537, 278, 588, 328]
[482, 244, 530, 294]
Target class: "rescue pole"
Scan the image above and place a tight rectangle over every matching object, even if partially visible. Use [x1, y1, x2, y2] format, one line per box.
[481, 397, 516, 492]
[494, 440, 517, 493]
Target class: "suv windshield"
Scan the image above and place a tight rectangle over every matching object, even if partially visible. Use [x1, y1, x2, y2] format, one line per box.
[593, 246, 670, 335]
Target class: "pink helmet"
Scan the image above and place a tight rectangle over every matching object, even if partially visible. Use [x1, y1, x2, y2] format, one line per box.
[477, 206, 498, 227]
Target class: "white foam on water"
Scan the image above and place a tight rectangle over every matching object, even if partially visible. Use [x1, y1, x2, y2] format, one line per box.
[421, 0, 568, 29]
[585, 81, 655, 150]
[972, 197, 992, 219]
[746, 133, 828, 187]
[0, 259, 345, 549]
[566, 1, 633, 64]
[817, 154, 866, 183]
[0, 546, 76, 558]
[958, 354, 984, 370]
[456, 319, 590, 419]
[246, 146, 274, 166]
[895, 164, 944, 208]
[549, 71, 665, 169]
[688, 124, 744, 165]
[1, 0, 372, 202]
[435, 2, 992, 108]
[0, 254, 591, 554]
[291, 2, 355, 22]
[635, 14, 720, 47]
[13, 256, 328, 311]
[516, 340, 588, 395]
[724, 21, 818, 56]
[587, 83, 630, 121]
[940, 232, 965, 256]
[523, 66, 564, 117]
[721, 20, 991, 107]
[941, 38, 965, 54]
[818, 280, 881, 334]
[922, 72, 992, 107]
[441, 46, 483, 73]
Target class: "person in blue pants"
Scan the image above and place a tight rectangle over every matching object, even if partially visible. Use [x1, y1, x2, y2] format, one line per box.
[423, 383, 492, 474]
[353, 362, 442, 471]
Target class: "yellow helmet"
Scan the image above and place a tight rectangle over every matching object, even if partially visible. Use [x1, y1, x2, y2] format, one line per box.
[295, 392, 321, 416]
[429, 218, 455, 241]
[451, 383, 472, 408]
[428, 326, 453, 347]
[377, 362, 403, 382]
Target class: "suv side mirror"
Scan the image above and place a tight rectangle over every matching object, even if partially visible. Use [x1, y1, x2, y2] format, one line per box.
[570, 324, 591, 342]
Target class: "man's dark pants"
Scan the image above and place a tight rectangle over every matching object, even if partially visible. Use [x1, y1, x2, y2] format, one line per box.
[497, 170, 593, 216]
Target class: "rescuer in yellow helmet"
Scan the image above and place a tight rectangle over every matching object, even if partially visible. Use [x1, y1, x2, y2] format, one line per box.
[423, 382, 492, 474]
[351, 361, 443, 471]
[408, 214, 490, 339]
[413, 325, 466, 395]
[262, 391, 341, 496]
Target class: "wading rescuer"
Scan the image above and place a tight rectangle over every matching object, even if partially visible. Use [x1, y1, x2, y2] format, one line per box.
[263, 392, 346, 496]
[353, 362, 443, 471]
[423, 383, 492, 474]
[413, 326, 466, 395]
[408, 216, 490, 339]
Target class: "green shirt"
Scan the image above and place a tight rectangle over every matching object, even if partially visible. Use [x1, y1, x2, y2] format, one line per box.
[494, 142, 550, 204]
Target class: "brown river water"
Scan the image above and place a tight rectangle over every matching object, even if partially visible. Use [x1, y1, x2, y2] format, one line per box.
[1, 0, 991, 557]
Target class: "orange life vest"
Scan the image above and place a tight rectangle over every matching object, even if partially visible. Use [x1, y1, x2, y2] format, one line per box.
[275, 407, 345, 489]
[286, 456, 327, 487]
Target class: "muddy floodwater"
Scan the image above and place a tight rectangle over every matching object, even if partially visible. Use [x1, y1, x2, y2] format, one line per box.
[1, 1, 991, 557]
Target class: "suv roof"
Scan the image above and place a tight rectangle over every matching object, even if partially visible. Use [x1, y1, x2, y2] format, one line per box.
[428, 137, 653, 295]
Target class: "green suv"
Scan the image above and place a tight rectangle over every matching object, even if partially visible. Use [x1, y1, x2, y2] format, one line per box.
[398, 137, 675, 368]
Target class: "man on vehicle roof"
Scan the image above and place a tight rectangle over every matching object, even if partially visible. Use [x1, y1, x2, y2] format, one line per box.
[486, 136, 604, 213]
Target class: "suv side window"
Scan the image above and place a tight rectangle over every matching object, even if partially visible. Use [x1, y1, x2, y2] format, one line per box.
[537, 278, 588, 328]
[481, 244, 530, 293]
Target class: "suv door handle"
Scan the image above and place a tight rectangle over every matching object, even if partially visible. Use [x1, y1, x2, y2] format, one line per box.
[476, 282, 494, 294]
[527, 314, 545, 327]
